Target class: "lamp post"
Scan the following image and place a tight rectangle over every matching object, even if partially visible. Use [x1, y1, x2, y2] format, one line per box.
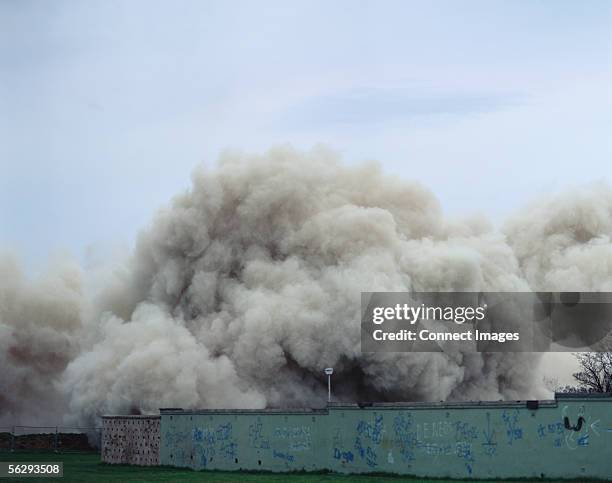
[324, 367, 334, 403]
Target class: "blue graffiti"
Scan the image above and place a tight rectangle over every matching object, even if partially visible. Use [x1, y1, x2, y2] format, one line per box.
[353, 413, 383, 468]
[365, 446, 377, 468]
[193, 422, 233, 445]
[455, 421, 479, 441]
[273, 426, 311, 438]
[197, 446, 215, 468]
[481, 413, 497, 457]
[354, 436, 365, 459]
[502, 410, 523, 445]
[248, 419, 270, 449]
[538, 421, 564, 439]
[273, 450, 295, 463]
[548, 422, 564, 435]
[216, 423, 232, 441]
[219, 441, 237, 460]
[356, 413, 384, 444]
[577, 434, 589, 447]
[354, 436, 378, 467]
[193, 427, 214, 444]
[393, 413, 417, 463]
[190, 422, 237, 467]
[456, 442, 474, 463]
[290, 441, 311, 451]
[164, 430, 190, 446]
[333, 447, 354, 463]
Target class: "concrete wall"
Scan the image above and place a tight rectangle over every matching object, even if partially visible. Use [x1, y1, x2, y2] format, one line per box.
[160, 409, 325, 472]
[101, 416, 160, 466]
[158, 395, 612, 479]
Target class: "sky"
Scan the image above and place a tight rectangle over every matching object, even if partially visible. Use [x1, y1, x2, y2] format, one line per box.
[1, 0, 611, 273]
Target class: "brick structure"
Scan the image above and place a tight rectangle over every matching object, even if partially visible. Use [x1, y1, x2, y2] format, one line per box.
[101, 415, 160, 465]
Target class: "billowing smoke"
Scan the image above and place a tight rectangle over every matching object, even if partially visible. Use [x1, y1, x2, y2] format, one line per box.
[0, 256, 82, 425]
[1, 147, 611, 426]
[504, 182, 612, 292]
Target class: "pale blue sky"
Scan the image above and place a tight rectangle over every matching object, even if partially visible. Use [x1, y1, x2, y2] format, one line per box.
[1, 0, 611, 273]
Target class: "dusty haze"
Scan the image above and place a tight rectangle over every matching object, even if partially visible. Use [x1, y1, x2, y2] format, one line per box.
[1, 147, 611, 426]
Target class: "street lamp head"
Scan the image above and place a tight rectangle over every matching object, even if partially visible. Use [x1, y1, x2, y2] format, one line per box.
[324, 367, 334, 375]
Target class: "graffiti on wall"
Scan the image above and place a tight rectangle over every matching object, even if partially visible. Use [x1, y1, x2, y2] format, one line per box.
[273, 425, 312, 452]
[248, 418, 270, 449]
[191, 422, 237, 468]
[354, 413, 384, 468]
[247, 417, 316, 468]
[501, 409, 523, 445]
[561, 405, 601, 450]
[157, 399, 611, 479]
[481, 412, 498, 456]
[327, 404, 610, 477]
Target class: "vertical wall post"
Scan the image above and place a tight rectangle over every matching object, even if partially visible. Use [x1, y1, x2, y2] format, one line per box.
[324, 368, 333, 403]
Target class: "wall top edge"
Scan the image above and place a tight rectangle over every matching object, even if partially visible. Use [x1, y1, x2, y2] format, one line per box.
[158, 408, 329, 415]
[102, 415, 161, 419]
[101, 394, 612, 418]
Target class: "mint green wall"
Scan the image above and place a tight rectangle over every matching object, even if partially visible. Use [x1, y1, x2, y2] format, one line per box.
[160, 396, 612, 479]
[160, 410, 326, 472]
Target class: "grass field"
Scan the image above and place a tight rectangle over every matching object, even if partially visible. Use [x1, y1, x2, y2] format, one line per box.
[0, 451, 603, 483]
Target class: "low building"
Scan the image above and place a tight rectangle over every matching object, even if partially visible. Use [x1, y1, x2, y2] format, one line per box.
[102, 393, 612, 479]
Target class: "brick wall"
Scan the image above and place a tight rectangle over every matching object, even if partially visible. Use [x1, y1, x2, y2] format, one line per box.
[101, 416, 160, 465]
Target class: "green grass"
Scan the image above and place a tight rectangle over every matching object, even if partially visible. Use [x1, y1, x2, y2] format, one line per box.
[0, 451, 602, 483]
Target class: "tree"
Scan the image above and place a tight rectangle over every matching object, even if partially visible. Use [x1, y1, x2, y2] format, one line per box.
[572, 352, 612, 393]
[543, 376, 583, 394]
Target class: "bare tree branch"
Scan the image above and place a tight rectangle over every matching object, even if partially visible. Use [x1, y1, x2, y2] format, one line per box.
[571, 342, 612, 393]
